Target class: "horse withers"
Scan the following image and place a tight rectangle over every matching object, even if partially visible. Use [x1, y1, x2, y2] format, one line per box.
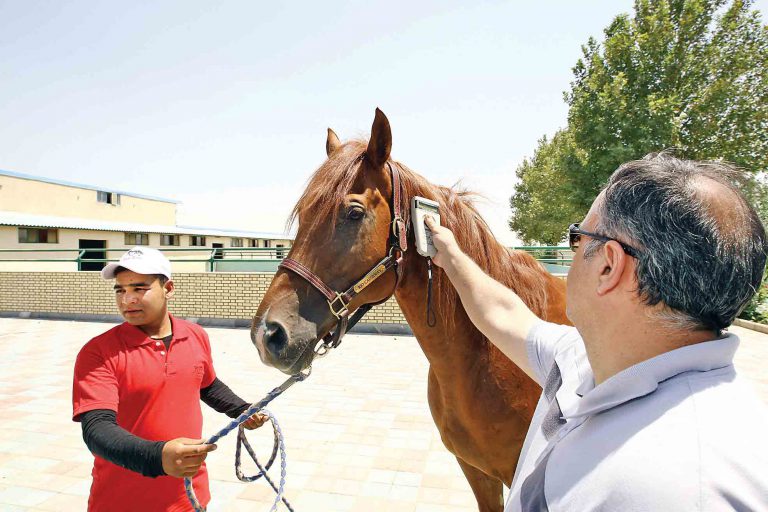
[251, 109, 569, 512]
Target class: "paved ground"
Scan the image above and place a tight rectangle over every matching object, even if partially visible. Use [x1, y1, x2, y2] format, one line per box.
[0, 318, 765, 512]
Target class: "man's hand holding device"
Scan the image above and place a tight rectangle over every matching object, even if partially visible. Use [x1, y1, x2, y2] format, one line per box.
[411, 196, 440, 258]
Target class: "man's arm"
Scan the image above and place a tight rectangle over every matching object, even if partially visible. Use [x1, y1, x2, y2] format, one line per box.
[425, 216, 541, 380]
[200, 378, 268, 429]
[200, 378, 249, 417]
[79, 410, 216, 478]
[80, 409, 165, 477]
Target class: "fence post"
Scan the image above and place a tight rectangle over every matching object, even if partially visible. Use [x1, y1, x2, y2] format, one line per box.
[76, 249, 86, 272]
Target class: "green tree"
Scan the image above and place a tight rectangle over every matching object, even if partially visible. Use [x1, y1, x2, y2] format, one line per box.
[510, 0, 768, 243]
[509, 130, 585, 245]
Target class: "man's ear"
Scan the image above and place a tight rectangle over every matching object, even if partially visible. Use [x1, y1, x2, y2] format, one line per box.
[596, 241, 632, 296]
[164, 279, 175, 299]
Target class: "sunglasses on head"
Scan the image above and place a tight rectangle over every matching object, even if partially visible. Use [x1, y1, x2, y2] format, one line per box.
[568, 223, 640, 259]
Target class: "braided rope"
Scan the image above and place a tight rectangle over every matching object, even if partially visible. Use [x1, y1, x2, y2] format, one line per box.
[184, 371, 308, 512]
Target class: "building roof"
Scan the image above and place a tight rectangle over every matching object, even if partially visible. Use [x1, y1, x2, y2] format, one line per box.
[0, 211, 293, 240]
[0, 168, 180, 204]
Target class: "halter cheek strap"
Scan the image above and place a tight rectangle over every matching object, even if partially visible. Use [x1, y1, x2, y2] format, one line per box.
[279, 161, 407, 350]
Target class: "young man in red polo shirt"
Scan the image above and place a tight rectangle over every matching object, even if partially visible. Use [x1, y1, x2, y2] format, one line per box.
[72, 247, 266, 511]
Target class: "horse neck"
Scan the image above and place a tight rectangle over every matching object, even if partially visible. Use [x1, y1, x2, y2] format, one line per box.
[389, 168, 558, 378]
[394, 254, 490, 380]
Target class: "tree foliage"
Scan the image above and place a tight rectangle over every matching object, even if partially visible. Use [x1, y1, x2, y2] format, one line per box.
[510, 0, 768, 243]
[509, 131, 585, 245]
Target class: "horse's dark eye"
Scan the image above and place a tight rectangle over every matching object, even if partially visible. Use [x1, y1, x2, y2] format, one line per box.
[347, 206, 365, 221]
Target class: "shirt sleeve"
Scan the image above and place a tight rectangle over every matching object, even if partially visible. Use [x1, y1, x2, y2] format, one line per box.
[525, 320, 582, 386]
[200, 378, 250, 418]
[80, 409, 166, 478]
[72, 341, 119, 421]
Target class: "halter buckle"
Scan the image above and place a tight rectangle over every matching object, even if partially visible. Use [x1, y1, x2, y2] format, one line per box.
[392, 216, 406, 239]
[328, 292, 349, 319]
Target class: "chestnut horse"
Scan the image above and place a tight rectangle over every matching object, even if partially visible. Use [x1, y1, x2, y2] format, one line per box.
[251, 109, 569, 511]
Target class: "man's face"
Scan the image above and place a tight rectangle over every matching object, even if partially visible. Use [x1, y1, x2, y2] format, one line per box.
[565, 198, 603, 326]
[114, 269, 173, 327]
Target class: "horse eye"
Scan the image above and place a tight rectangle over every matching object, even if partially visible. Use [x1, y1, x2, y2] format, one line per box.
[347, 205, 365, 221]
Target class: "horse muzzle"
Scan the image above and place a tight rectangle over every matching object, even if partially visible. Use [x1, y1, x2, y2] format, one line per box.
[251, 311, 318, 374]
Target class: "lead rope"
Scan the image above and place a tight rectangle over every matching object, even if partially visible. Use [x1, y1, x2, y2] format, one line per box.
[426, 258, 436, 327]
[184, 370, 310, 512]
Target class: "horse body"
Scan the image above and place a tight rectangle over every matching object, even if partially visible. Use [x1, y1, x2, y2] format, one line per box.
[252, 109, 569, 511]
[394, 226, 567, 509]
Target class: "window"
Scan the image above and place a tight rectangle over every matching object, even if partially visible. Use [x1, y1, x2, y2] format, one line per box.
[18, 228, 58, 243]
[249, 239, 259, 248]
[124, 233, 149, 245]
[161, 234, 180, 246]
[231, 238, 243, 247]
[190, 236, 206, 246]
[276, 243, 286, 259]
[97, 191, 120, 205]
[264, 240, 271, 248]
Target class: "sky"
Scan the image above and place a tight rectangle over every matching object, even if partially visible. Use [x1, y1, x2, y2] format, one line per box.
[2, 1, 767, 246]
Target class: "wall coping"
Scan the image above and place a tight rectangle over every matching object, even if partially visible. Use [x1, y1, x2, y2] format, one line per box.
[732, 318, 768, 335]
[0, 310, 413, 336]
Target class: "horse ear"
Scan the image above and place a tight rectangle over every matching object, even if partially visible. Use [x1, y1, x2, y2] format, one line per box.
[326, 128, 342, 157]
[366, 108, 391, 167]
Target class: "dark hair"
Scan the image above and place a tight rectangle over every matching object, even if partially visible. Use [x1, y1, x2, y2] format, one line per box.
[113, 265, 169, 286]
[585, 152, 767, 332]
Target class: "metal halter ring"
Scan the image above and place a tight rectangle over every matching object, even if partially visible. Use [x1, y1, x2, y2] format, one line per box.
[313, 339, 332, 358]
[327, 292, 349, 319]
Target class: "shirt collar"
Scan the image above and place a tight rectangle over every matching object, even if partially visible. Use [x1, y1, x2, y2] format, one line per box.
[118, 314, 190, 347]
[565, 333, 739, 420]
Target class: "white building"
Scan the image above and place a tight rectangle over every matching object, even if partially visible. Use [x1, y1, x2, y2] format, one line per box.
[0, 168, 293, 272]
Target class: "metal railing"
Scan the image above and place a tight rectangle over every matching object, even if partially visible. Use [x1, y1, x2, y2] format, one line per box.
[0, 246, 570, 273]
[512, 246, 573, 271]
[0, 247, 288, 272]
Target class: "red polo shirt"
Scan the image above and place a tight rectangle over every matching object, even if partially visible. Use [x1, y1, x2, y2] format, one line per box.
[72, 316, 216, 512]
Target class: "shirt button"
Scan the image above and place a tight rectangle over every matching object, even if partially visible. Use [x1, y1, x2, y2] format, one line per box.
[155, 341, 161, 347]
[160, 351, 166, 356]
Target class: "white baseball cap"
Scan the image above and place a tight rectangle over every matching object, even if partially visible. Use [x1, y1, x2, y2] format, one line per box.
[101, 246, 172, 280]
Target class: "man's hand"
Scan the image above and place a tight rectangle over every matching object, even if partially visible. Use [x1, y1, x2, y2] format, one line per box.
[161, 438, 216, 478]
[242, 412, 269, 430]
[425, 216, 460, 268]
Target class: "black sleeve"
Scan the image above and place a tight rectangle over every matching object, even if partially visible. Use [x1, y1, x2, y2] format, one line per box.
[79, 409, 166, 478]
[200, 377, 251, 418]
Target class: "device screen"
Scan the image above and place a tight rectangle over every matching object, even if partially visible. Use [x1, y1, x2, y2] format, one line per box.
[416, 199, 439, 214]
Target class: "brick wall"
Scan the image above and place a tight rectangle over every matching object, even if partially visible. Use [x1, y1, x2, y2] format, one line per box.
[0, 271, 407, 324]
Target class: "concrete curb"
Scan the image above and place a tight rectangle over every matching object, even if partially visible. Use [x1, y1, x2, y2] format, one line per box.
[0, 311, 413, 336]
[733, 318, 768, 335]
[0, 311, 124, 324]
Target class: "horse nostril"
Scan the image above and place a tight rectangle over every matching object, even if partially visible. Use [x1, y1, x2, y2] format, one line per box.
[264, 321, 289, 355]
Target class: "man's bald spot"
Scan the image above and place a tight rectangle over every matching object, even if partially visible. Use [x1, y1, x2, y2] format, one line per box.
[690, 175, 750, 245]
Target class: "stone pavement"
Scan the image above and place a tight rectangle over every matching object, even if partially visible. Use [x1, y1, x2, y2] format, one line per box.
[0, 318, 765, 512]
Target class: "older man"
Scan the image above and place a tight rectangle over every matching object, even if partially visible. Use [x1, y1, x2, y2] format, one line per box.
[426, 154, 768, 511]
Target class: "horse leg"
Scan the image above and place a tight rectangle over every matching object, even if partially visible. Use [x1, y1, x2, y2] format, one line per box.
[456, 457, 504, 512]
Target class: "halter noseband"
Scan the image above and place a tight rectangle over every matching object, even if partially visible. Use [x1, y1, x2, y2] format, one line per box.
[278, 161, 408, 352]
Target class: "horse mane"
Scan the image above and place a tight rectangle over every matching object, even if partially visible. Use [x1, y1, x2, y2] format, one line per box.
[289, 139, 551, 329]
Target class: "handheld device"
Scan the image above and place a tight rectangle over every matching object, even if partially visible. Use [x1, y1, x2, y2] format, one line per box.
[411, 196, 440, 258]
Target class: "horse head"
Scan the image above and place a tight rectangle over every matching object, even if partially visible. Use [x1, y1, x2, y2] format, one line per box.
[251, 109, 406, 374]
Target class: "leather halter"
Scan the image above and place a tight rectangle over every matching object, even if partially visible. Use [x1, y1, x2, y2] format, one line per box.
[279, 161, 408, 350]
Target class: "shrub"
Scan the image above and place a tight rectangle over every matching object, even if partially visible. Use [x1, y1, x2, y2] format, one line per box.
[739, 269, 768, 324]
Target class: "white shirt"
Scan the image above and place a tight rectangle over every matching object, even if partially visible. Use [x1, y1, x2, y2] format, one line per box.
[505, 321, 768, 511]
